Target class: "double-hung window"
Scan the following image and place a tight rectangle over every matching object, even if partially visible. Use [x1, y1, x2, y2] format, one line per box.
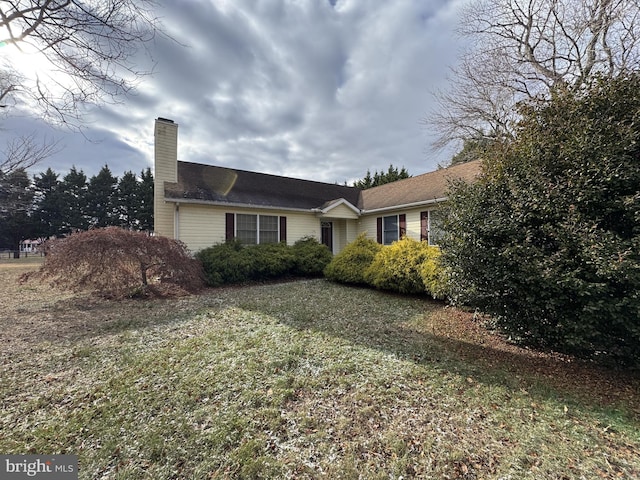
[230, 213, 282, 245]
[376, 214, 406, 245]
[383, 215, 399, 245]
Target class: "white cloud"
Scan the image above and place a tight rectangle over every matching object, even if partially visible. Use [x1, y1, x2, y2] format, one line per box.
[1, 0, 468, 184]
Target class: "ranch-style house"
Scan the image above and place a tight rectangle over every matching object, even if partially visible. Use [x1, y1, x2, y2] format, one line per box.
[153, 117, 481, 254]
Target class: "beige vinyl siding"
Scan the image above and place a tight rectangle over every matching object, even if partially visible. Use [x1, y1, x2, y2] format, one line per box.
[322, 203, 359, 219]
[175, 205, 324, 252]
[283, 212, 322, 244]
[357, 215, 379, 242]
[153, 119, 178, 239]
[403, 207, 425, 240]
[176, 204, 226, 252]
[154, 198, 176, 239]
[358, 206, 441, 244]
[333, 219, 359, 253]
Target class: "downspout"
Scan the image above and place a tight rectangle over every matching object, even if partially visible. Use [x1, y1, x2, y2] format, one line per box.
[175, 203, 180, 240]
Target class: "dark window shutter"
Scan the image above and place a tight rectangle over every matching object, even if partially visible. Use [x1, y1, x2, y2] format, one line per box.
[420, 211, 428, 241]
[399, 214, 406, 238]
[225, 213, 235, 241]
[279, 216, 287, 243]
[376, 217, 382, 243]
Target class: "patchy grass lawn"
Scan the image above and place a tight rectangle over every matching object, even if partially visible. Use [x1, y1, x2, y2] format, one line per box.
[1, 263, 639, 479]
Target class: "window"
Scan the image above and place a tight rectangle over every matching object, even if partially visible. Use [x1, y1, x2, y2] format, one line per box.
[233, 214, 280, 244]
[236, 214, 258, 244]
[259, 215, 279, 244]
[377, 214, 406, 245]
[383, 215, 398, 245]
[421, 209, 443, 246]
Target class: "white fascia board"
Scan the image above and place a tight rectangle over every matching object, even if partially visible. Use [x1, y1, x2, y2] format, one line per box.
[166, 198, 313, 213]
[319, 198, 361, 215]
[361, 197, 448, 215]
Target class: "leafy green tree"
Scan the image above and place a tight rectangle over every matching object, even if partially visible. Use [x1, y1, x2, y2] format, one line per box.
[60, 167, 89, 233]
[32, 168, 65, 238]
[354, 164, 410, 189]
[441, 73, 640, 366]
[87, 165, 118, 228]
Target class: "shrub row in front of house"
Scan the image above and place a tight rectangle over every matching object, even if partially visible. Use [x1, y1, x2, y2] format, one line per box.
[323, 234, 447, 298]
[196, 237, 333, 287]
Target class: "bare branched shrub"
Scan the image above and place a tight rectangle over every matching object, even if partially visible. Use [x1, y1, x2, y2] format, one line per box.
[26, 227, 204, 298]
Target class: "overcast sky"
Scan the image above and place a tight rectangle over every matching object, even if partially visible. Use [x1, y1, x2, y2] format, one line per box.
[1, 0, 468, 185]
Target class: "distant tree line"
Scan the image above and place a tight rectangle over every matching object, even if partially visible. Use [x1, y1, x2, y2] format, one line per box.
[0, 164, 153, 252]
[353, 164, 410, 189]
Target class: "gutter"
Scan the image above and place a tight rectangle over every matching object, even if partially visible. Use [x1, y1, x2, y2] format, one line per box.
[164, 197, 314, 213]
[166, 195, 448, 216]
[361, 197, 447, 215]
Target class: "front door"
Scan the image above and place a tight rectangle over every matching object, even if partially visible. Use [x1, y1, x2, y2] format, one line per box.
[321, 221, 333, 253]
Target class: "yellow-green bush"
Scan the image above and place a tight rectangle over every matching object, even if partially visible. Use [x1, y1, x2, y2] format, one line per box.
[365, 237, 440, 295]
[323, 233, 382, 285]
[418, 246, 448, 299]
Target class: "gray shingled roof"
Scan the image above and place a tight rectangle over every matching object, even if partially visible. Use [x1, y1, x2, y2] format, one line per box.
[165, 161, 362, 210]
[360, 160, 482, 211]
[164, 159, 482, 212]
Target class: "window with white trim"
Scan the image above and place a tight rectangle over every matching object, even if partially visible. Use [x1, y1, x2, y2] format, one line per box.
[236, 214, 279, 244]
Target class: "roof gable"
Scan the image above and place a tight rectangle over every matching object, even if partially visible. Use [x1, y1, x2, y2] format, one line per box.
[317, 198, 361, 218]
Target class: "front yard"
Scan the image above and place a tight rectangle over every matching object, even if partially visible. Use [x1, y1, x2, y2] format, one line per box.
[1, 261, 638, 479]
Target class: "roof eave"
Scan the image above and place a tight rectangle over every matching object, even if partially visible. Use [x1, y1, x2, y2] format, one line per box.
[164, 197, 315, 213]
[361, 196, 447, 215]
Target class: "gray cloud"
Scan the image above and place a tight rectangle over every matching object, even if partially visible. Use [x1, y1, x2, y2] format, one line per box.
[1, 0, 467, 184]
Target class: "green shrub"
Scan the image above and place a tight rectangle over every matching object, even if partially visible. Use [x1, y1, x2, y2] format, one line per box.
[291, 236, 333, 276]
[197, 240, 252, 287]
[324, 233, 382, 285]
[248, 242, 296, 280]
[365, 237, 440, 295]
[418, 246, 448, 299]
[440, 74, 640, 366]
[197, 240, 314, 287]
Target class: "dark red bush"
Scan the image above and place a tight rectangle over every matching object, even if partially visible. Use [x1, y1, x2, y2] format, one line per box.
[27, 227, 204, 298]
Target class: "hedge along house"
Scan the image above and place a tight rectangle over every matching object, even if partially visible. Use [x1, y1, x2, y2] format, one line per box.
[154, 117, 481, 254]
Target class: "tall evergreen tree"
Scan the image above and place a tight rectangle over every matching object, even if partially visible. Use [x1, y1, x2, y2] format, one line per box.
[353, 164, 410, 189]
[0, 169, 35, 255]
[87, 165, 118, 228]
[32, 168, 65, 238]
[60, 166, 89, 233]
[138, 168, 154, 231]
[117, 171, 140, 229]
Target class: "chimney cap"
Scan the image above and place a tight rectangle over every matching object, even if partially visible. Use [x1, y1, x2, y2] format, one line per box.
[157, 117, 175, 123]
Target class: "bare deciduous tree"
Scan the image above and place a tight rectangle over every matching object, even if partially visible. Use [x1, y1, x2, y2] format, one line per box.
[428, 0, 640, 153]
[1, 133, 60, 175]
[0, 0, 161, 125]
